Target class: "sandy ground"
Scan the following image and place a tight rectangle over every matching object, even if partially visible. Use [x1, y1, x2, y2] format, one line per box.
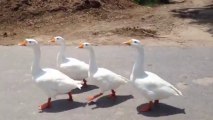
[0, 0, 212, 46]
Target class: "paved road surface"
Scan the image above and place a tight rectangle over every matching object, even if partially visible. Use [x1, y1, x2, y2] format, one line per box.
[0, 46, 213, 120]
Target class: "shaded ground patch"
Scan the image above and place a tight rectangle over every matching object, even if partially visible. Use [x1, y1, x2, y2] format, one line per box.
[89, 95, 134, 109]
[41, 99, 86, 113]
[137, 103, 185, 117]
[171, 4, 213, 35]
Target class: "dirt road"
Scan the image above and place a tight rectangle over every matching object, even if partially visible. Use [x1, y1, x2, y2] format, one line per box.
[0, 0, 212, 46]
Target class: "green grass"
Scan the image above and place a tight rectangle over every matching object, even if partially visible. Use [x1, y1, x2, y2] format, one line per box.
[134, 0, 160, 6]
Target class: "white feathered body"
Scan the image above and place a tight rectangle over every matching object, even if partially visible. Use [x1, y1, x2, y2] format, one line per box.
[89, 68, 128, 92]
[58, 58, 89, 80]
[132, 71, 182, 101]
[33, 68, 82, 98]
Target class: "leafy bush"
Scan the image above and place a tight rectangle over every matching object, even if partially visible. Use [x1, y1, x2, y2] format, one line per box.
[134, 0, 160, 5]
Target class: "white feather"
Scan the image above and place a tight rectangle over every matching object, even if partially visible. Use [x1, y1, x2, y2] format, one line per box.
[22, 39, 82, 99]
[81, 42, 128, 93]
[127, 39, 182, 101]
[53, 36, 89, 81]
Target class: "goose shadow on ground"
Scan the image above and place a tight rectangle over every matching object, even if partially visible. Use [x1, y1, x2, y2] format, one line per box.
[137, 103, 185, 117]
[89, 95, 134, 109]
[72, 85, 98, 94]
[41, 99, 87, 113]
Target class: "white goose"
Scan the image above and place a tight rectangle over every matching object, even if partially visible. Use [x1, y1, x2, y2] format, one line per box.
[78, 42, 128, 102]
[49, 36, 89, 87]
[123, 39, 182, 112]
[18, 39, 82, 110]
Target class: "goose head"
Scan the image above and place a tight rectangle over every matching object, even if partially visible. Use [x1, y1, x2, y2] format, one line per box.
[78, 42, 92, 50]
[123, 39, 142, 49]
[18, 39, 39, 47]
[49, 36, 65, 45]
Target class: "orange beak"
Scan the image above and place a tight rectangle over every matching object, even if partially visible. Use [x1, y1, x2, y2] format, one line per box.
[18, 40, 27, 46]
[48, 38, 56, 43]
[123, 40, 132, 45]
[78, 43, 84, 48]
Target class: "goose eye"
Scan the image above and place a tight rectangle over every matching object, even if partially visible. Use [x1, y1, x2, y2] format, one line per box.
[29, 41, 32, 44]
[134, 41, 137, 43]
[85, 44, 88, 46]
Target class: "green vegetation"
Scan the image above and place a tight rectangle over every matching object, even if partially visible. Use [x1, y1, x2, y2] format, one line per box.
[134, 0, 160, 5]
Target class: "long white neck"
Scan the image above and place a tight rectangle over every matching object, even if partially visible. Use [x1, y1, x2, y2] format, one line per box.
[31, 45, 43, 77]
[131, 46, 146, 80]
[88, 47, 98, 75]
[57, 43, 67, 67]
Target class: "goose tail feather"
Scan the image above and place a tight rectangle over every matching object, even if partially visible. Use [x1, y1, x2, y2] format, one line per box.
[171, 86, 183, 96]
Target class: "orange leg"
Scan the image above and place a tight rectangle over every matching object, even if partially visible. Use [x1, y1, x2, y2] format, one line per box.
[140, 101, 153, 112]
[87, 93, 103, 102]
[39, 98, 51, 110]
[108, 89, 116, 99]
[82, 79, 88, 88]
[68, 92, 73, 101]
